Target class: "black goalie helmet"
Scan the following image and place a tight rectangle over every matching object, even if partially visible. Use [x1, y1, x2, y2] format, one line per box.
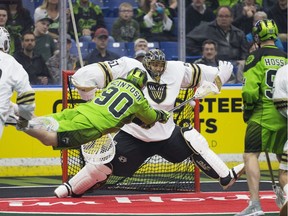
[143, 49, 166, 82]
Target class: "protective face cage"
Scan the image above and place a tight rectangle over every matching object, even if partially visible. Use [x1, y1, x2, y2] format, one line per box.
[126, 67, 148, 89]
[0, 27, 10, 53]
[143, 49, 166, 82]
[252, 19, 278, 43]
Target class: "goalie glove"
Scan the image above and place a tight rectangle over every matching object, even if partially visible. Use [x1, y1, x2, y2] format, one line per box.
[217, 61, 233, 84]
[156, 110, 171, 124]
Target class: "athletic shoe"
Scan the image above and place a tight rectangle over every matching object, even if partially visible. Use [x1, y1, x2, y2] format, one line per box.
[220, 163, 245, 190]
[54, 183, 71, 198]
[54, 182, 83, 198]
[235, 201, 264, 216]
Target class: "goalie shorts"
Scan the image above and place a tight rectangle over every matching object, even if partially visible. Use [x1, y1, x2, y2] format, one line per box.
[50, 109, 102, 149]
[244, 121, 287, 154]
[111, 126, 193, 177]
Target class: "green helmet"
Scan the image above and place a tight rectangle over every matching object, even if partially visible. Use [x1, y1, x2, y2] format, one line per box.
[252, 19, 278, 42]
[126, 67, 148, 89]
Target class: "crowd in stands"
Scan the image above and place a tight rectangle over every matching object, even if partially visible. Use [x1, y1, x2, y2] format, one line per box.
[0, 0, 287, 85]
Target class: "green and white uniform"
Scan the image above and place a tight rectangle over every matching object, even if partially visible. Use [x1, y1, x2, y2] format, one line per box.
[242, 45, 287, 154]
[51, 78, 159, 149]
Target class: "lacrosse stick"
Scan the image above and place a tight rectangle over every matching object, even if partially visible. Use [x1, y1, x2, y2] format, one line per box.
[169, 80, 220, 112]
[81, 133, 116, 165]
[265, 151, 285, 208]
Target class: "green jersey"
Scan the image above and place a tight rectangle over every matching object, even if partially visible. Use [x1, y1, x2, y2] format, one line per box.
[76, 78, 158, 134]
[242, 45, 287, 131]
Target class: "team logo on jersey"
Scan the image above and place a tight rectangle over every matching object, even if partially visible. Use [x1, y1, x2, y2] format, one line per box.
[147, 82, 167, 104]
[245, 54, 255, 65]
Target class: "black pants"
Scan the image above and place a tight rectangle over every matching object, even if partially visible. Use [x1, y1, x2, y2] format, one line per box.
[111, 126, 193, 177]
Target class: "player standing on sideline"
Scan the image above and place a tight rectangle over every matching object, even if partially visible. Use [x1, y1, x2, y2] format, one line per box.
[54, 49, 245, 198]
[272, 64, 288, 216]
[236, 20, 287, 216]
[13, 68, 170, 149]
[0, 27, 35, 139]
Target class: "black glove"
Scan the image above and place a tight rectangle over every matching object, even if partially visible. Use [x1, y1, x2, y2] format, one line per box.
[16, 116, 29, 131]
[140, 123, 155, 129]
[157, 110, 171, 124]
[243, 110, 253, 123]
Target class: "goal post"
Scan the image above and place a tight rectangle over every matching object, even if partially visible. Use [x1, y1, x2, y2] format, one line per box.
[61, 70, 201, 192]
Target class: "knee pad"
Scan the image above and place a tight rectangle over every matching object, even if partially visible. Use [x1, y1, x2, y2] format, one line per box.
[182, 127, 229, 179]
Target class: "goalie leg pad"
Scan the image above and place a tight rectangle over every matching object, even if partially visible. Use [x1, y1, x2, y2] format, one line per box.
[54, 163, 112, 198]
[182, 127, 229, 179]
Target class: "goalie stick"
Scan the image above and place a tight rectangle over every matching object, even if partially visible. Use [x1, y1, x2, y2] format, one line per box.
[265, 151, 285, 208]
[169, 80, 220, 113]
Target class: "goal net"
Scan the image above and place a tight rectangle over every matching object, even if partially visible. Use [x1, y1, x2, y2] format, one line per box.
[61, 70, 200, 192]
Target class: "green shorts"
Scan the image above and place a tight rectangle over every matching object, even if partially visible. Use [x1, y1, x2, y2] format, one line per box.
[50, 109, 102, 149]
[245, 121, 287, 154]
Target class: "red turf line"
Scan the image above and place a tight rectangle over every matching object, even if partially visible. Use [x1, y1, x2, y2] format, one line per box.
[0, 191, 279, 214]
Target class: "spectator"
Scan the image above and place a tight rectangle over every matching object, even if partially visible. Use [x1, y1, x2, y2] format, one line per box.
[193, 39, 218, 67]
[83, 28, 120, 65]
[13, 31, 52, 85]
[0, 5, 8, 27]
[231, 0, 262, 34]
[134, 37, 149, 52]
[133, 37, 149, 62]
[187, 6, 249, 59]
[266, 0, 287, 42]
[135, 0, 175, 41]
[69, 0, 105, 41]
[186, 6, 249, 79]
[46, 34, 77, 85]
[112, 2, 140, 42]
[5, 1, 33, 55]
[34, 0, 60, 42]
[185, 0, 216, 34]
[246, 11, 284, 50]
[33, 13, 56, 62]
[194, 39, 238, 84]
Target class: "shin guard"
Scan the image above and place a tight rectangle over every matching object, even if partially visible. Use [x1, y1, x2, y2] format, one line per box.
[182, 127, 229, 179]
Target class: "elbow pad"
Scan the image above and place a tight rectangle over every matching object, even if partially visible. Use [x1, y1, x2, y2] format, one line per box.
[78, 88, 97, 101]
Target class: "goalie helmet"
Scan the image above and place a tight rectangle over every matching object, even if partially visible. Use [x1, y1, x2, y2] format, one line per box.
[126, 67, 148, 89]
[252, 19, 278, 43]
[0, 27, 10, 53]
[143, 49, 166, 82]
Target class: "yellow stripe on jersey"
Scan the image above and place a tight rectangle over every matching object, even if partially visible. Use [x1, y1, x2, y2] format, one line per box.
[190, 63, 201, 88]
[98, 62, 113, 87]
[16, 91, 35, 105]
